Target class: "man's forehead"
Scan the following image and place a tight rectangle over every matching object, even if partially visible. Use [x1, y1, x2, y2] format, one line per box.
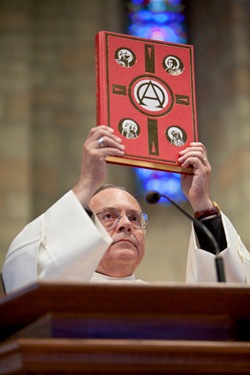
[89, 188, 141, 212]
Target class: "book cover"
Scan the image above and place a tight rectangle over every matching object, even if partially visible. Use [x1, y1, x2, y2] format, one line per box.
[95, 31, 198, 174]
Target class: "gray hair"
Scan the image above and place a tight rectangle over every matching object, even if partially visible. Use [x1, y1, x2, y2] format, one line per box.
[93, 184, 128, 197]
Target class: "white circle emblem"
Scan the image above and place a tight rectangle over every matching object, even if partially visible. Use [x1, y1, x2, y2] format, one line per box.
[133, 79, 169, 112]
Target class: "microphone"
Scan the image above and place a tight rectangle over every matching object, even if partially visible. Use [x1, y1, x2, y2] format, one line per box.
[145, 190, 226, 282]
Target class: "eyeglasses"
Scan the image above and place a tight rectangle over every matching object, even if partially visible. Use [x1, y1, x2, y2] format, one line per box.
[95, 207, 149, 230]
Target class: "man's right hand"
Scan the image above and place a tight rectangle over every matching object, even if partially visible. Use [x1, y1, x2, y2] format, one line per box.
[72, 125, 125, 206]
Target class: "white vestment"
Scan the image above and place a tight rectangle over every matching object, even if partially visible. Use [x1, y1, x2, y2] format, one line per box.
[2, 190, 250, 294]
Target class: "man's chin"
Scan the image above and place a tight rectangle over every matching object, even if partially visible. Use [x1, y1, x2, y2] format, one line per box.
[107, 244, 139, 263]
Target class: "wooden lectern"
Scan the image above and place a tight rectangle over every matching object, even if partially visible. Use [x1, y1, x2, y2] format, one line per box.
[0, 282, 250, 374]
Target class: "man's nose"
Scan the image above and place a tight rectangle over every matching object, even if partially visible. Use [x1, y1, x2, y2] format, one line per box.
[116, 214, 132, 232]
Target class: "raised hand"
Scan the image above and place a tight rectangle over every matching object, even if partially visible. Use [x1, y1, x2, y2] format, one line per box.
[178, 142, 214, 212]
[73, 125, 125, 206]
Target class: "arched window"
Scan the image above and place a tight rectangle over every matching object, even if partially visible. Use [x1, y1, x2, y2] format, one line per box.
[127, 0, 187, 203]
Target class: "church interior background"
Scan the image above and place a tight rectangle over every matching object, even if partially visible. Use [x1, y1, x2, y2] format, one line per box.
[0, 0, 249, 295]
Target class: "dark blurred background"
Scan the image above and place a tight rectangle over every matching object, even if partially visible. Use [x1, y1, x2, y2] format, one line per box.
[0, 0, 249, 282]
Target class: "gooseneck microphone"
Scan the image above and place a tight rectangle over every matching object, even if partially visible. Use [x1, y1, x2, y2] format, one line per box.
[145, 190, 226, 282]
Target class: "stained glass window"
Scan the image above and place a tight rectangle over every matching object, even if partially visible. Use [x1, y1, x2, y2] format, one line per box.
[127, 0, 188, 203]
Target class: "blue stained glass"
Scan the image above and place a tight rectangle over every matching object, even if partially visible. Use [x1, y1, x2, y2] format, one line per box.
[136, 9, 152, 21]
[152, 13, 173, 23]
[149, 1, 167, 12]
[127, 0, 187, 44]
[168, 0, 182, 5]
[127, 0, 187, 204]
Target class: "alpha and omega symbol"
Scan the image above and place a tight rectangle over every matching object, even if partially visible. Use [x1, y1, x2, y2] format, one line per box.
[128, 75, 174, 117]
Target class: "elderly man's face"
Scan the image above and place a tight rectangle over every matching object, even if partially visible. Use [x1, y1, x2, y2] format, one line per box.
[89, 188, 145, 278]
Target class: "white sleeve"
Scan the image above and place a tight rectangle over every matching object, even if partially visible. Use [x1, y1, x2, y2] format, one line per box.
[186, 212, 250, 283]
[2, 191, 113, 293]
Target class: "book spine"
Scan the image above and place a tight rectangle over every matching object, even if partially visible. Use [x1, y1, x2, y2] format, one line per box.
[190, 46, 198, 141]
[95, 32, 107, 127]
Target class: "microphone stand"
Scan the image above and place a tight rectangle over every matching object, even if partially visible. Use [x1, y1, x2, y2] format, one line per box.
[146, 191, 226, 282]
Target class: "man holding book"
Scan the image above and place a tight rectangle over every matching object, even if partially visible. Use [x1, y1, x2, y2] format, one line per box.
[2, 126, 250, 294]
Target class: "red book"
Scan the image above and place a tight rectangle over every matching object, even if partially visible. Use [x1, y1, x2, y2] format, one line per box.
[95, 31, 198, 174]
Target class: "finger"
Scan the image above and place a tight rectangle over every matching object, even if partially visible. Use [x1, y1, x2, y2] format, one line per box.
[93, 125, 114, 133]
[189, 142, 207, 152]
[178, 150, 208, 164]
[88, 127, 123, 145]
[95, 135, 125, 151]
[86, 138, 125, 158]
[180, 155, 211, 171]
[89, 146, 125, 160]
[87, 126, 114, 142]
[179, 142, 207, 156]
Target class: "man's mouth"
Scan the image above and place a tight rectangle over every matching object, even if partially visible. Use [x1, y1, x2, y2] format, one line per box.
[113, 239, 136, 247]
[115, 239, 132, 244]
